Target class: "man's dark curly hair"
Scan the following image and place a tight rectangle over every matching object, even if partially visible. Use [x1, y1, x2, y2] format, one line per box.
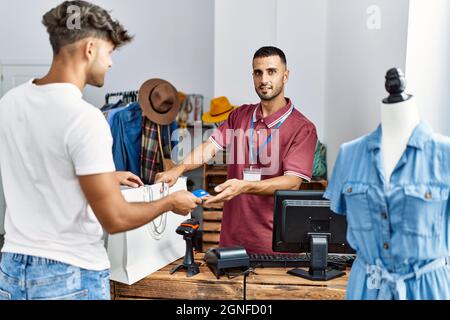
[42, 0, 133, 54]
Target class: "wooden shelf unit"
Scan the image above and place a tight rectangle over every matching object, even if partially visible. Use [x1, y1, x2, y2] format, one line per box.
[202, 163, 227, 252]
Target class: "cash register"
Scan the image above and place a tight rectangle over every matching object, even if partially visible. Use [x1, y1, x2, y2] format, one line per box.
[204, 246, 250, 279]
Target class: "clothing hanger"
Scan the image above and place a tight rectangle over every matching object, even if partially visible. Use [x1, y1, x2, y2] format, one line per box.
[105, 91, 139, 105]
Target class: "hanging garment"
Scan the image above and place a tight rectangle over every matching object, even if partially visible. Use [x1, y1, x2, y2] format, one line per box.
[140, 117, 176, 185]
[312, 140, 327, 180]
[104, 104, 129, 126]
[324, 123, 450, 300]
[111, 102, 143, 176]
[109, 102, 178, 181]
[101, 99, 124, 113]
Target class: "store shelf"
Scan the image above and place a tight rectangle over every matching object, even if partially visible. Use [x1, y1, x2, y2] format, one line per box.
[201, 164, 228, 252]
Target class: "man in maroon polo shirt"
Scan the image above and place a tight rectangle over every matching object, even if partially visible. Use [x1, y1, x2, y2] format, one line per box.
[156, 46, 317, 254]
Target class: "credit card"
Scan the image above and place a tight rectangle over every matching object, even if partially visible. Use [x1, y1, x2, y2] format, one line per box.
[193, 189, 210, 198]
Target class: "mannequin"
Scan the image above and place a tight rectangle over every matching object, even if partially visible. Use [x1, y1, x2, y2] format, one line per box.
[325, 67, 450, 300]
[381, 68, 420, 183]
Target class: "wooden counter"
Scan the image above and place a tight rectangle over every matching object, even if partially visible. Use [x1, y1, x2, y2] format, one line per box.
[111, 254, 348, 300]
[245, 267, 347, 300]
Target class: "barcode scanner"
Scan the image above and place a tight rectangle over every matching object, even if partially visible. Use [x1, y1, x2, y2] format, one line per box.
[170, 218, 200, 277]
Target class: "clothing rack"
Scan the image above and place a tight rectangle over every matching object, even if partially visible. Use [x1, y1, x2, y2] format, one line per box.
[105, 90, 139, 105]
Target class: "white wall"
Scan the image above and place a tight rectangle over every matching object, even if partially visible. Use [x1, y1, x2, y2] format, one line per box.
[214, 0, 328, 140]
[0, 0, 60, 63]
[405, 0, 450, 137]
[0, 0, 215, 108]
[214, 0, 277, 105]
[323, 0, 410, 175]
[276, 0, 327, 141]
[87, 0, 214, 109]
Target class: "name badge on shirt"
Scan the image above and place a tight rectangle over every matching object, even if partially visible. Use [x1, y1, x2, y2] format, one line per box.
[243, 167, 262, 182]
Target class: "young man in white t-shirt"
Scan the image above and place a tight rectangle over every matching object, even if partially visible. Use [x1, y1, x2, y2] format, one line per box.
[0, 0, 201, 300]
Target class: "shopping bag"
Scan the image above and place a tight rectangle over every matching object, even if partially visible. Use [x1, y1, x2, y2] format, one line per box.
[106, 177, 189, 285]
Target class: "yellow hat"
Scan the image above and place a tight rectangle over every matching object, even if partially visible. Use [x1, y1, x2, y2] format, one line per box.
[202, 96, 238, 124]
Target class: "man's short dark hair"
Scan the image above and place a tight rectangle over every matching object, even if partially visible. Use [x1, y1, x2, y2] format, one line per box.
[253, 46, 287, 66]
[42, 0, 133, 54]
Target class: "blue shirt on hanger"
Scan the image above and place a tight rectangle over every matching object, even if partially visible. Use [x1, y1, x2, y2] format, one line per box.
[324, 122, 450, 300]
[111, 102, 143, 176]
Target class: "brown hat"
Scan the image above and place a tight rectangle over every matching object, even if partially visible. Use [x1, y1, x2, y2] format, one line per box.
[138, 79, 180, 125]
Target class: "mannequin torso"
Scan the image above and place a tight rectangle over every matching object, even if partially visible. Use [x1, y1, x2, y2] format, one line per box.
[381, 97, 420, 183]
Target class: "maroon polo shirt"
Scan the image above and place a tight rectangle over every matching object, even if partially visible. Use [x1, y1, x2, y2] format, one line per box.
[209, 98, 318, 254]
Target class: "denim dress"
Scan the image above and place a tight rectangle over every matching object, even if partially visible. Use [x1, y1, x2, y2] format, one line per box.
[324, 123, 450, 300]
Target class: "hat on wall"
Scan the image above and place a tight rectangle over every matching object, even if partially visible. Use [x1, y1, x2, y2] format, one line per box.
[138, 79, 180, 125]
[202, 96, 238, 124]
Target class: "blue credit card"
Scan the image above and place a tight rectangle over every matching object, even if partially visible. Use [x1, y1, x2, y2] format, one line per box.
[192, 189, 210, 198]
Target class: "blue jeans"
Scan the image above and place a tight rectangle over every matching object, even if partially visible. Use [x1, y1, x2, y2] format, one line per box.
[0, 253, 110, 300]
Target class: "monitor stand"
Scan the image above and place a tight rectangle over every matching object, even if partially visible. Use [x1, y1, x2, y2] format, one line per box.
[287, 233, 345, 281]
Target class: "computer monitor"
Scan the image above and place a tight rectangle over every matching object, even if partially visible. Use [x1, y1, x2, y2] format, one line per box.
[272, 190, 354, 281]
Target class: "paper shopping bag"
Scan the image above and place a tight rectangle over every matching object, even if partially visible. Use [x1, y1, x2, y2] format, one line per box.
[106, 177, 189, 285]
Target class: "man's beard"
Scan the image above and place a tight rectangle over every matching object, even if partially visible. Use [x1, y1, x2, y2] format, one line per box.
[256, 85, 283, 101]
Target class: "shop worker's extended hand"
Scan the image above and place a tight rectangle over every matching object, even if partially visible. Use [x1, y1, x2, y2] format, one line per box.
[204, 179, 247, 204]
[115, 171, 144, 188]
[155, 166, 184, 187]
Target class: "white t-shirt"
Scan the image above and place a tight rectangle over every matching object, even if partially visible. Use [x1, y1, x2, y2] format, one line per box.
[0, 79, 116, 270]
